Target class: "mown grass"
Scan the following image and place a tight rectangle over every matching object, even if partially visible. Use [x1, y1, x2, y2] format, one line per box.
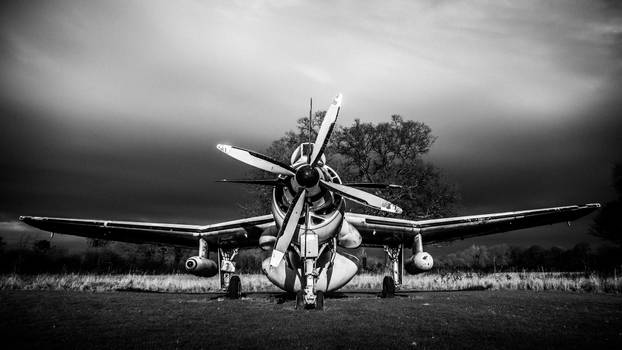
[1, 272, 620, 293]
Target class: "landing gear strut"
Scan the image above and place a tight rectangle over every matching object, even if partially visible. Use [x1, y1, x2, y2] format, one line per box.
[300, 231, 319, 308]
[219, 247, 241, 299]
[382, 244, 403, 298]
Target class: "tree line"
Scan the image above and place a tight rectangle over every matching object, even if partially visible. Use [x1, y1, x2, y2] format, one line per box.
[431, 243, 621, 273]
[0, 237, 271, 275]
[1, 237, 620, 275]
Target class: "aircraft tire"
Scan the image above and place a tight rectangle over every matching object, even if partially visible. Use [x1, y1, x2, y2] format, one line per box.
[381, 276, 395, 298]
[295, 291, 305, 309]
[227, 275, 242, 299]
[316, 291, 324, 310]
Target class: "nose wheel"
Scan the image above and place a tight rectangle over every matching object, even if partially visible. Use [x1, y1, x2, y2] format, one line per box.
[315, 291, 324, 310]
[295, 291, 304, 309]
[295, 290, 324, 310]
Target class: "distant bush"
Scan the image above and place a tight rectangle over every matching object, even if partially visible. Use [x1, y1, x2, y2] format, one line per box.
[0, 241, 192, 275]
[432, 243, 622, 274]
[0, 240, 269, 275]
[1, 240, 621, 275]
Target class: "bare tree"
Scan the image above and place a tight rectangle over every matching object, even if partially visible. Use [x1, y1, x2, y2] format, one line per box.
[241, 113, 458, 219]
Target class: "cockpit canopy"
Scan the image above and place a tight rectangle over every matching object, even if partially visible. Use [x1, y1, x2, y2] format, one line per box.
[290, 142, 326, 166]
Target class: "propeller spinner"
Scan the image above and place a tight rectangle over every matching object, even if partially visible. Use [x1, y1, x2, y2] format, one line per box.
[216, 93, 403, 267]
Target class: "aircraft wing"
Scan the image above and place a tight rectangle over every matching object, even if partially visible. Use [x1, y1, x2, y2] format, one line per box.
[345, 203, 601, 247]
[19, 215, 275, 249]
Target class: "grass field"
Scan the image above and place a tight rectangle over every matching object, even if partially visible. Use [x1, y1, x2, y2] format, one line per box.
[1, 272, 621, 293]
[1, 289, 621, 349]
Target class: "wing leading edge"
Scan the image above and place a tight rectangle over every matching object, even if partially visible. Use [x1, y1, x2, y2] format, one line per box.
[19, 215, 275, 249]
[21, 203, 600, 250]
[345, 203, 601, 247]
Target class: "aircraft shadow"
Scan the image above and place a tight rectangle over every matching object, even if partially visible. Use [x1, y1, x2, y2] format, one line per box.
[115, 285, 490, 303]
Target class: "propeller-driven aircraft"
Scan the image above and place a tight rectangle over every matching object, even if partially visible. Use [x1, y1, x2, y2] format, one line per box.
[20, 94, 600, 309]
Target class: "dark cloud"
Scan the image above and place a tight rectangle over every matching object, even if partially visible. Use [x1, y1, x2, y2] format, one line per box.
[0, 100, 253, 222]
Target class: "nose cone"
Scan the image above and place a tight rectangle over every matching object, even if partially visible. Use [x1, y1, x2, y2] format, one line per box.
[295, 165, 320, 188]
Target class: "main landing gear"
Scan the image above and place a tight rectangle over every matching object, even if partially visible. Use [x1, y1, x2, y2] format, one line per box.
[382, 244, 403, 298]
[219, 247, 242, 299]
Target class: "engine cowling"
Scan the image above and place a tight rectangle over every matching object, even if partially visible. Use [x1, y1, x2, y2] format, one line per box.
[337, 220, 362, 249]
[185, 256, 218, 277]
[262, 251, 358, 293]
[259, 227, 277, 251]
[405, 252, 434, 274]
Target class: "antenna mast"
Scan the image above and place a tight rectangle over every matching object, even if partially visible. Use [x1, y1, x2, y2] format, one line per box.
[309, 98, 312, 145]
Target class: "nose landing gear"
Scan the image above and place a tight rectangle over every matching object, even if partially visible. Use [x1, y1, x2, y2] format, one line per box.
[295, 235, 333, 310]
[296, 287, 325, 310]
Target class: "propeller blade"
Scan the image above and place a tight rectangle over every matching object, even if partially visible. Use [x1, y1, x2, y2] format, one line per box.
[320, 180, 403, 214]
[217, 144, 295, 176]
[309, 93, 342, 166]
[217, 179, 282, 186]
[270, 189, 307, 267]
[344, 183, 403, 189]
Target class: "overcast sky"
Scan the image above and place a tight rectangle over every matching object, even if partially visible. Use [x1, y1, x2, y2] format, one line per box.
[1, 0, 621, 251]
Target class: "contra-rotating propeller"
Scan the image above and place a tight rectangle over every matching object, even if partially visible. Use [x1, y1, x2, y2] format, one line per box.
[216, 94, 403, 268]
